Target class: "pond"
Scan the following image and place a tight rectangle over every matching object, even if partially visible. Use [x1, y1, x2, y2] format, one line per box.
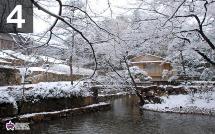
[31, 96, 215, 134]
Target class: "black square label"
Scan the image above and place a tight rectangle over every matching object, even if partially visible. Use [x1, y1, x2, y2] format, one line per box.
[0, 0, 33, 33]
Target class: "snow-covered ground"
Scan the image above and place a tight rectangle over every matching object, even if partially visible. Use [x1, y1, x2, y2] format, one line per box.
[143, 89, 215, 115]
[191, 81, 215, 85]
[0, 81, 90, 109]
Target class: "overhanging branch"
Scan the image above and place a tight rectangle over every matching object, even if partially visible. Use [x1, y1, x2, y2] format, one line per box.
[31, 0, 97, 77]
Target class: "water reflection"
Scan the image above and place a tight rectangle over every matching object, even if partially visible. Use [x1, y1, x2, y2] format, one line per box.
[31, 96, 215, 134]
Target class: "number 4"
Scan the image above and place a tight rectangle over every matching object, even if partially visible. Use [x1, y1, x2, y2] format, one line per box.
[7, 5, 25, 28]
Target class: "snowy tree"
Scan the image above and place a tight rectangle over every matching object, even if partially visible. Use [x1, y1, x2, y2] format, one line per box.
[200, 68, 214, 81]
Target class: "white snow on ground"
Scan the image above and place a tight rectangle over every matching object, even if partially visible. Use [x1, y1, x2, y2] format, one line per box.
[0, 81, 90, 104]
[143, 90, 215, 115]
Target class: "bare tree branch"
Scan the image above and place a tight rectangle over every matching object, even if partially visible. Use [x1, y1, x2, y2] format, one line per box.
[163, 0, 186, 26]
[123, 56, 145, 105]
[31, 0, 98, 78]
[194, 49, 215, 65]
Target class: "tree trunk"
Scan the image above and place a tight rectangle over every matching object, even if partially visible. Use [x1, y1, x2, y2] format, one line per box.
[180, 50, 187, 76]
[69, 55, 73, 85]
[123, 56, 145, 106]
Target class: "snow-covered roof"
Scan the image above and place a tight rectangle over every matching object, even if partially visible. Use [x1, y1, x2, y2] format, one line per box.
[0, 51, 16, 60]
[18, 64, 94, 76]
[39, 56, 65, 64]
[0, 65, 18, 70]
[0, 50, 40, 63]
[49, 64, 94, 76]
[0, 50, 67, 64]
[49, 44, 68, 49]
[0, 59, 12, 64]
[130, 61, 170, 64]
[144, 53, 165, 60]
[130, 53, 165, 61]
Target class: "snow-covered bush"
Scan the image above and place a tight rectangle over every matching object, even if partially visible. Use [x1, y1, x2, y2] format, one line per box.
[187, 82, 215, 104]
[0, 82, 90, 104]
[89, 73, 128, 94]
[200, 68, 214, 81]
[0, 91, 17, 109]
[199, 82, 214, 103]
[24, 82, 89, 101]
[91, 66, 149, 85]
[129, 66, 152, 81]
[168, 75, 179, 82]
[162, 69, 176, 81]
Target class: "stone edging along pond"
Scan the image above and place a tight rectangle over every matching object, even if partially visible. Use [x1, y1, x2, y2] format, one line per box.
[0, 102, 111, 130]
[0, 95, 98, 118]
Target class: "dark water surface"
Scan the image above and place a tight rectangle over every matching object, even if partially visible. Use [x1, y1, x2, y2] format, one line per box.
[31, 96, 215, 134]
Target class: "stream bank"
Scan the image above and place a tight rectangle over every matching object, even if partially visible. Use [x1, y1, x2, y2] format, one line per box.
[27, 96, 215, 134]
